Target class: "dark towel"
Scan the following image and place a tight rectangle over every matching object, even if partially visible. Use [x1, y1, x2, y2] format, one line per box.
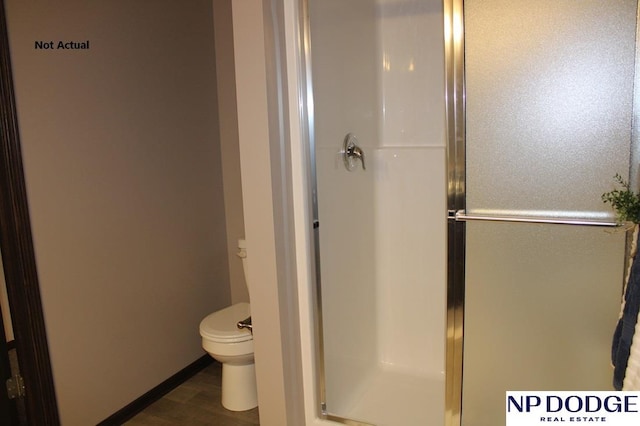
[612, 250, 640, 390]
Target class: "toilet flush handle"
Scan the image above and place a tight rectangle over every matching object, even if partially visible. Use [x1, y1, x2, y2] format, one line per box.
[237, 316, 252, 334]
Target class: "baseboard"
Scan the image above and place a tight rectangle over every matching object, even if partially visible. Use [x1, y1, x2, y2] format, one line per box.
[97, 354, 213, 425]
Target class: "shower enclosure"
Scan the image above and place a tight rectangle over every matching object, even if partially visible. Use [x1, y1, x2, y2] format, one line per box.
[292, 0, 639, 425]
[306, 0, 446, 425]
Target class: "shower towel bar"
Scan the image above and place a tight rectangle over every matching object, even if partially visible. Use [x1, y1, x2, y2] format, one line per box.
[450, 210, 619, 227]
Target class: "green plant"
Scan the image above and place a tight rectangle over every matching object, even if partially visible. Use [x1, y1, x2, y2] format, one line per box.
[602, 174, 640, 224]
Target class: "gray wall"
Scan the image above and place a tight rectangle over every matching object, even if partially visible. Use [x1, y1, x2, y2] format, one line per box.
[0, 253, 12, 342]
[214, 0, 248, 305]
[5, 1, 233, 424]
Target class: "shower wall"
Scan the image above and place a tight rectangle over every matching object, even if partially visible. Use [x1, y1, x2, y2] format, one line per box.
[310, 0, 446, 415]
[374, 0, 446, 375]
[311, 0, 379, 411]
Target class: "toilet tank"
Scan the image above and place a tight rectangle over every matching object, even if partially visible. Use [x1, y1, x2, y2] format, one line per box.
[237, 238, 249, 294]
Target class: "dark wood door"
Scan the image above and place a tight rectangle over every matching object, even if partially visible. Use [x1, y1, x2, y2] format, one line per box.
[0, 304, 19, 425]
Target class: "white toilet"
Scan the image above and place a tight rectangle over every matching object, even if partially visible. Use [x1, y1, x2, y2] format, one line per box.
[199, 239, 257, 411]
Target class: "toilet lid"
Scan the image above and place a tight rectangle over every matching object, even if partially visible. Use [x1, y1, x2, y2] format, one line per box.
[200, 302, 252, 343]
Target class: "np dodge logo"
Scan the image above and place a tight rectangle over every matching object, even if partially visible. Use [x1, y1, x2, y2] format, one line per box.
[508, 395, 638, 413]
[506, 392, 640, 425]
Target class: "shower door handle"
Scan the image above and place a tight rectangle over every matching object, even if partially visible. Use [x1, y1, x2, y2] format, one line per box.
[343, 133, 366, 171]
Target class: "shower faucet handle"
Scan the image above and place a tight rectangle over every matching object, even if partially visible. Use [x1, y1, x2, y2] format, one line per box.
[343, 133, 366, 171]
[349, 145, 366, 170]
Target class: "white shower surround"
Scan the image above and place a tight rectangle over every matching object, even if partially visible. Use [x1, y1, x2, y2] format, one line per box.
[308, 0, 447, 424]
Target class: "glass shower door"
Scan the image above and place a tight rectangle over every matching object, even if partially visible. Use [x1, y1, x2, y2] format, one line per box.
[454, 1, 639, 425]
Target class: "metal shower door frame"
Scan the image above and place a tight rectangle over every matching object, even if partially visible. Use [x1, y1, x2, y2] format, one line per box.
[443, 1, 465, 424]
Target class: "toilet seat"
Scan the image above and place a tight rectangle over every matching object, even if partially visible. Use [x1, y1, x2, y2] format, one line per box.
[200, 302, 252, 343]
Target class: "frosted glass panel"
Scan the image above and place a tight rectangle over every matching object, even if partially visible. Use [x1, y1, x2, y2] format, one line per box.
[465, 0, 636, 217]
[462, 1, 637, 426]
[462, 223, 625, 426]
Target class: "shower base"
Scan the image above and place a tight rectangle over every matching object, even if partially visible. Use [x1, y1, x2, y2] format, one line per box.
[343, 365, 444, 426]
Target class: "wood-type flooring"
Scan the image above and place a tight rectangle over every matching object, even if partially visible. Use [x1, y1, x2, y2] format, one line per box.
[125, 361, 260, 426]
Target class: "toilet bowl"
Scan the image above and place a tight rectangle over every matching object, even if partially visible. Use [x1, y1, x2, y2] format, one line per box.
[199, 239, 257, 411]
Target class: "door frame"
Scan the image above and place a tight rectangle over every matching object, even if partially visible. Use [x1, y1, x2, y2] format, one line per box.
[0, 0, 59, 423]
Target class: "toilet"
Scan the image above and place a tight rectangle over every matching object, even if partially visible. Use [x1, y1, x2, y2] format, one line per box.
[199, 239, 257, 411]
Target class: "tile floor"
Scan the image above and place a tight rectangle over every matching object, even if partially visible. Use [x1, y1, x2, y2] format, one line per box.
[125, 361, 260, 426]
